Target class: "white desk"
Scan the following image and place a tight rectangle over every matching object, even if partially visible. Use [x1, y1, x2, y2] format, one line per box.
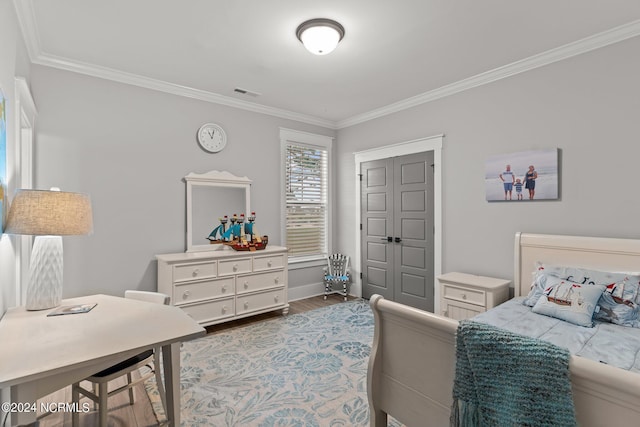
[0, 294, 205, 426]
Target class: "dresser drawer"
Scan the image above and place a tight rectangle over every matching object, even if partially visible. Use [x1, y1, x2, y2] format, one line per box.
[236, 288, 285, 315]
[173, 262, 217, 282]
[237, 270, 285, 294]
[218, 258, 252, 276]
[174, 277, 234, 305]
[253, 254, 285, 271]
[442, 284, 485, 306]
[180, 297, 235, 323]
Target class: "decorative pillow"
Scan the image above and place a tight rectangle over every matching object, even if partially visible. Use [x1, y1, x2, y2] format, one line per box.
[535, 262, 640, 327]
[531, 280, 605, 327]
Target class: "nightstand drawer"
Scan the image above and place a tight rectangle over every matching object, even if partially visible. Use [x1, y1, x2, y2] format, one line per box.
[253, 254, 285, 271]
[174, 262, 217, 282]
[441, 299, 485, 320]
[174, 277, 234, 305]
[442, 284, 485, 306]
[218, 258, 252, 276]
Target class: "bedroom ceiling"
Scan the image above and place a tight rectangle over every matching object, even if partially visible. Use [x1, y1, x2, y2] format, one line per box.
[15, 0, 640, 128]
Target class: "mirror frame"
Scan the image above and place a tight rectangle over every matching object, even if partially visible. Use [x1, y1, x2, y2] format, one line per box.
[185, 170, 251, 252]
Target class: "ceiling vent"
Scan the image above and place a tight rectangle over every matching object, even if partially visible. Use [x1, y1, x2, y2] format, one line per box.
[234, 87, 261, 97]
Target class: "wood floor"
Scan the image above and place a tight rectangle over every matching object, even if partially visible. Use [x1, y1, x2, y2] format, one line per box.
[35, 295, 355, 427]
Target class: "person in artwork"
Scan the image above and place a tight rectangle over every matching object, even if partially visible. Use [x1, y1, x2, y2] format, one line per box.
[514, 178, 523, 200]
[499, 164, 515, 200]
[524, 165, 538, 199]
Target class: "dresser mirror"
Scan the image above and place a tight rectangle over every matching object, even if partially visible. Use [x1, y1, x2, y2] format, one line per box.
[185, 170, 251, 252]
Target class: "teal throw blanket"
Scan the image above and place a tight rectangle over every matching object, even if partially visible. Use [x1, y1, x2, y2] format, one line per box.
[451, 320, 577, 427]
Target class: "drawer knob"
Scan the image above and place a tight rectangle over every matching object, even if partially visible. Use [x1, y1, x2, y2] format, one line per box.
[192, 269, 199, 277]
[244, 281, 249, 289]
[233, 264, 239, 271]
[244, 301, 249, 309]
[222, 285, 227, 292]
[274, 277, 279, 284]
[274, 295, 279, 302]
[461, 293, 467, 300]
[268, 260, 273, 267]
[222, 306, 228, 313]
[182, 290, 191, 299]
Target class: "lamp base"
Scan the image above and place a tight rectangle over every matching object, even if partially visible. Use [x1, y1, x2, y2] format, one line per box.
[26, 236, 63, 311]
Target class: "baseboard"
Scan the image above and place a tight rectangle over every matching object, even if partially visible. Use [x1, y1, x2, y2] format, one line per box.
[288, 282, 357, 301]
[288, 282, 325, 301]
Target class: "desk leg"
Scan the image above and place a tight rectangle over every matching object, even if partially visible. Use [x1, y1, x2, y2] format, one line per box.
[10, 383, 37, 426]
[162, 342, 181, 427]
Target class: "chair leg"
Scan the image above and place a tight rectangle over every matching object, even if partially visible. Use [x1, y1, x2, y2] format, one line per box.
[153, 349, 168, 417]
[343, 282, 347, 301]
[127, 372, 135, 405]
[71, 383, 80, 427]
[98, 382, 108, 427]
[93, 383, 98, 410]
[324, 282, 329, 300]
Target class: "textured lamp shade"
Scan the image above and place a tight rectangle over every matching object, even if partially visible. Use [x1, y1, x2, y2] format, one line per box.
[5, 189, 93, 235]
[5, 189, 93, 310]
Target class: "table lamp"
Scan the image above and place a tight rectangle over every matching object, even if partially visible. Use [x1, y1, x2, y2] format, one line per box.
[5, 188, 93, 310]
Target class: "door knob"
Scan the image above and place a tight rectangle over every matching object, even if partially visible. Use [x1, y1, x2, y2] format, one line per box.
[395, 237, 402, 243]
[380, 236, 392, 242]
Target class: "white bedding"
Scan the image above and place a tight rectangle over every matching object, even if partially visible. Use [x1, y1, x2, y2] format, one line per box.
[474, 297, 640, 373]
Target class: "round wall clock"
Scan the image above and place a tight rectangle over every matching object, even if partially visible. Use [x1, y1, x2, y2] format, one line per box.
[197, 123, 227, 153]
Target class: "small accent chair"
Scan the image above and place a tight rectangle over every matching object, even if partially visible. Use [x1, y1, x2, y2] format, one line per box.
[71, 290, 169, 427]
[323, 253, 351, 301]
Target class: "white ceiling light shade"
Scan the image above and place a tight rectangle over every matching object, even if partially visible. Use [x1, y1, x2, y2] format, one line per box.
[296, 18, 345, 55]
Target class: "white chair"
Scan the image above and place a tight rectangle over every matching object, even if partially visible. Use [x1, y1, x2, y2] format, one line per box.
[71, 290, 169, 427]
[323, 253, 351, 301]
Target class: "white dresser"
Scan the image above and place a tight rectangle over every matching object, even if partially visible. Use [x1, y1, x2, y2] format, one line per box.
[157, 246, 289, 326]
[438, 272, 510, 321]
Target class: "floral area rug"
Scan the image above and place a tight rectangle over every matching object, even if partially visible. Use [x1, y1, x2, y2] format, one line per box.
[146, 300, 403, 426]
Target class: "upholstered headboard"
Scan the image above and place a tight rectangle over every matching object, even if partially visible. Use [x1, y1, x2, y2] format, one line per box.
[514, 232, 640, 297]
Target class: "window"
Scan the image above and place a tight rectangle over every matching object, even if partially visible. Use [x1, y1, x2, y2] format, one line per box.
[280, 129, 332, 262]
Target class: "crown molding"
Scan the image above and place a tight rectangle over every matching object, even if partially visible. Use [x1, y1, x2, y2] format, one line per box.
[30, 53, 338, 129]
[336, 19, 640, 129]
[13, 0, 640, 131]
[12, 0, 41, 62]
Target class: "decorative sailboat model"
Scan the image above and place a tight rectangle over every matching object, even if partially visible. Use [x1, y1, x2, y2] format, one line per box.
[207, 212, 268, 251]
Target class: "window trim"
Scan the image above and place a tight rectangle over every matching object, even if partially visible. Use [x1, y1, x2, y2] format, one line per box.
[280, 128, 333, 264]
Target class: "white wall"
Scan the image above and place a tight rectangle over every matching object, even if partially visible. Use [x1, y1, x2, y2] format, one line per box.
[0, 0, 32, 421]
[335, 36, 640, 287]
[0, 0, 31, 316]
[30, 66, 335, 298]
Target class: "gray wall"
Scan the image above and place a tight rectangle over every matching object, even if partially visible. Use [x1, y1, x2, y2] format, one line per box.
[30, 66, 335, 298]
[22, 32, 640, 302]
[335, 36, 640, 287]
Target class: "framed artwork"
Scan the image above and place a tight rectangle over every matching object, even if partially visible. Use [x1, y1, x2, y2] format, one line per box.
[0, 88, 6, 233]
[485, 149, 559, 202]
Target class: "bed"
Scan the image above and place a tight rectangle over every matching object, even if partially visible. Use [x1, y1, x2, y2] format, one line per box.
[367, 232, 640, 427]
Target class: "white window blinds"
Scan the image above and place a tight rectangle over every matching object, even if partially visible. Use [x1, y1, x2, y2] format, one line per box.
[284, 142, 328, 258]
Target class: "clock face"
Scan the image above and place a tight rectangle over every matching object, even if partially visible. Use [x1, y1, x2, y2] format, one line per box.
[197, 123, 227, 153]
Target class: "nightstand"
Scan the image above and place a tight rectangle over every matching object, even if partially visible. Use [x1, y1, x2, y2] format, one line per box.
[438, 272, 510, 320]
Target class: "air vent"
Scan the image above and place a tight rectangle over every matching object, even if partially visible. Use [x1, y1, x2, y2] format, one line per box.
[234, 87, 261, 97]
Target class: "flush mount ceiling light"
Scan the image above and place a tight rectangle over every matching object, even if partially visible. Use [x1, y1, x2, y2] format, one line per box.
[296, 18, 345, 55]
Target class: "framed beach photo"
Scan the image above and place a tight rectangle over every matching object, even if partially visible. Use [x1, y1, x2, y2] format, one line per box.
[485, 149, 559, 202]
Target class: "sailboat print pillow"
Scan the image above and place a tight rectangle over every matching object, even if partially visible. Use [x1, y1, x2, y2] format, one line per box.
[533, 262, 640, 327]
[532, 279, 605, 327]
